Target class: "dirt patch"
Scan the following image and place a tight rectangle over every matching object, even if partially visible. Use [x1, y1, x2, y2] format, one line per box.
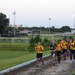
[35, 57, 75, 75]
[3, 56, 75, 75]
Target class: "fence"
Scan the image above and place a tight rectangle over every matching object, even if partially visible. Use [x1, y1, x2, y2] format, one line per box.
[0, 33, 75, 44]
[0, 37, 30, 44]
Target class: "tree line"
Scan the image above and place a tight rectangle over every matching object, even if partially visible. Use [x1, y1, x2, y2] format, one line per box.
[0, 12, 72, 36]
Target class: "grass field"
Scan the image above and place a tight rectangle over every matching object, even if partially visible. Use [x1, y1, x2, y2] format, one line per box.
[0, 51, 35, 71]
[0, 35, 75, 73]
[72, 71, 75, 75]
[0, 43, 29, 51]
[0, 43, 50, 71]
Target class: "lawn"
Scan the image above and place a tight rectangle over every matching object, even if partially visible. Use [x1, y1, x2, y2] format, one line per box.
[0, 43, 29, 51]
[72, 71, 75, 75]
[0, 50, 50, 71]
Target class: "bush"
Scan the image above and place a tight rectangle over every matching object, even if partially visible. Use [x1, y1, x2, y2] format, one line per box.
[42, 38, 50, 51]
[28, 37, 35, 52]
[34, 35, 42, 43]
[28, 35, 42, 52]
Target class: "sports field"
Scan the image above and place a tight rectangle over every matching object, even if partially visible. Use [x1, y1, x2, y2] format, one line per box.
[0, 43, 50, 71]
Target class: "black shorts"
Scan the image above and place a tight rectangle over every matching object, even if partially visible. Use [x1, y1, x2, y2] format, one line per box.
[36, 53, 43, 58]
[56, 51, 62, 56]
[62, 49, 67, 54]
[51, 52, 56, 56]
[70, 50, 75, 55]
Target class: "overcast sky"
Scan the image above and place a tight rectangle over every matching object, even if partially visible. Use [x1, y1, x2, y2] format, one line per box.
[0, 0, 75, 28]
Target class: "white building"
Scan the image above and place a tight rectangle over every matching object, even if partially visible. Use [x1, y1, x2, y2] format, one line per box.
[20, 30, 32, 34]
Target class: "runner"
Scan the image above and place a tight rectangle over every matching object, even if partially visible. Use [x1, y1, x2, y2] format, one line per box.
[69, 39, 75, 63]
[73, 38, 75, 62]
[66, 38, 70, 56]
[49, 39, 57, 65]
[56, 40, 62, 63]
[61, 39, 68, 60]
[35, 41, 44, 67]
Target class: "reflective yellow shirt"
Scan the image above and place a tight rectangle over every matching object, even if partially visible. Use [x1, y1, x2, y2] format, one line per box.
[35, 45, 44, 53]
[61, 42, 68, 49]
[69, 42, 75, 50]
[56, 44, 62, 51]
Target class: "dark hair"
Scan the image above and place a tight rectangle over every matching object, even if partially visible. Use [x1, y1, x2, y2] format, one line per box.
[57, 40, 60, 44]
[72, 39, 74, 42]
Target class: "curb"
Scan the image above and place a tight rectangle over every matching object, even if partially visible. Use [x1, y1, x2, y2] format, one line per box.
[0, 54, 51, 75]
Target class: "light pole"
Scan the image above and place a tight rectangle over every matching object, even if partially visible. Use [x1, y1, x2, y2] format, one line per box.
[49, 18, 51, 34]
[13, 12, 16, 36]
[7, 14, 10, 35]
[74, 15, 75, 30]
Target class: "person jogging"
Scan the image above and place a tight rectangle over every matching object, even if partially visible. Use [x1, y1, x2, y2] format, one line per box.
[49, 39, 57, 65]
[69, 39, 75, 63]
[73, 38, 75, 62]
[35, 41, 44, 67]
[66, 38, 71, 56]
[56, 40, 62, 63]
[61, 39, 68, 60]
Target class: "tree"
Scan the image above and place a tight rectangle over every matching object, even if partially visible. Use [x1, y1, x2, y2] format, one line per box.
[60, 26, 71, 32]
[0, 13, 9, 34]
[42, 38, 50, 51]
[51, 26, 55, 30]
[28, 35, 42, 52]
[28, 35, 50, 52]
[34, 35, 42, 43]
[28, 37, 35, 52]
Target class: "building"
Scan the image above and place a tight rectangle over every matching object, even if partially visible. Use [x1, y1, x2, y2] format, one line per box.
[20, 30, 32, 34]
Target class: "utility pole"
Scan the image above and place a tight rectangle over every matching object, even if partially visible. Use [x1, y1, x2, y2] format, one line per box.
[13, 12, 16, 36]
[49, 18, 51, 34]
[74, 15, 75, 30]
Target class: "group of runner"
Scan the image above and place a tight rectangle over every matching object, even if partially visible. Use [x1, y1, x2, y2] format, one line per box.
[35, 37, 75, 67]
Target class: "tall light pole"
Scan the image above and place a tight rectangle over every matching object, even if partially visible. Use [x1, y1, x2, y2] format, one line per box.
[74, 15, 75, 30]
[7, 14, 10, 35]
[49, 18, 51, 34]
[13, 12, 16, 36]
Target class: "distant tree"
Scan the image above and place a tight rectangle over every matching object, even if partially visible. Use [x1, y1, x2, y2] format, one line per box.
[51, 26, 55, 29]
[60, 26, 71, 32]
[41, 26, 45, 30]
[51, 26, 56, 32]
[0, 13, 9, 34]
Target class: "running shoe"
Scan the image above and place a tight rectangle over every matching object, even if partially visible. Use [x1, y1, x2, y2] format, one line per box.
[36, 65, 39, 67]
[70, 60, 72, 64]
[42, 62, 44, 65]
[58, 61, 60, 63]
[53, 62, 55, 65]
[64, 58, 66, 60]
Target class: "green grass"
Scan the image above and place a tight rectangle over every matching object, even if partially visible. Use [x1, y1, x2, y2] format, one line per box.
[0, 50, 50, 71]
[0, 43, 29, 51]
[72, 71, 75, 75]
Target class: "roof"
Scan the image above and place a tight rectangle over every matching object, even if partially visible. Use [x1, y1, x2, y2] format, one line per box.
[20, 30, 32, 33]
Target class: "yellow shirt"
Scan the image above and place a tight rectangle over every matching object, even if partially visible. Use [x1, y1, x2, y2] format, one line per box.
[35, 45, 44, 53]
[69, 42, 75, 50]
[61, 42, 67, 49]
[56, 44, 62, 51]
